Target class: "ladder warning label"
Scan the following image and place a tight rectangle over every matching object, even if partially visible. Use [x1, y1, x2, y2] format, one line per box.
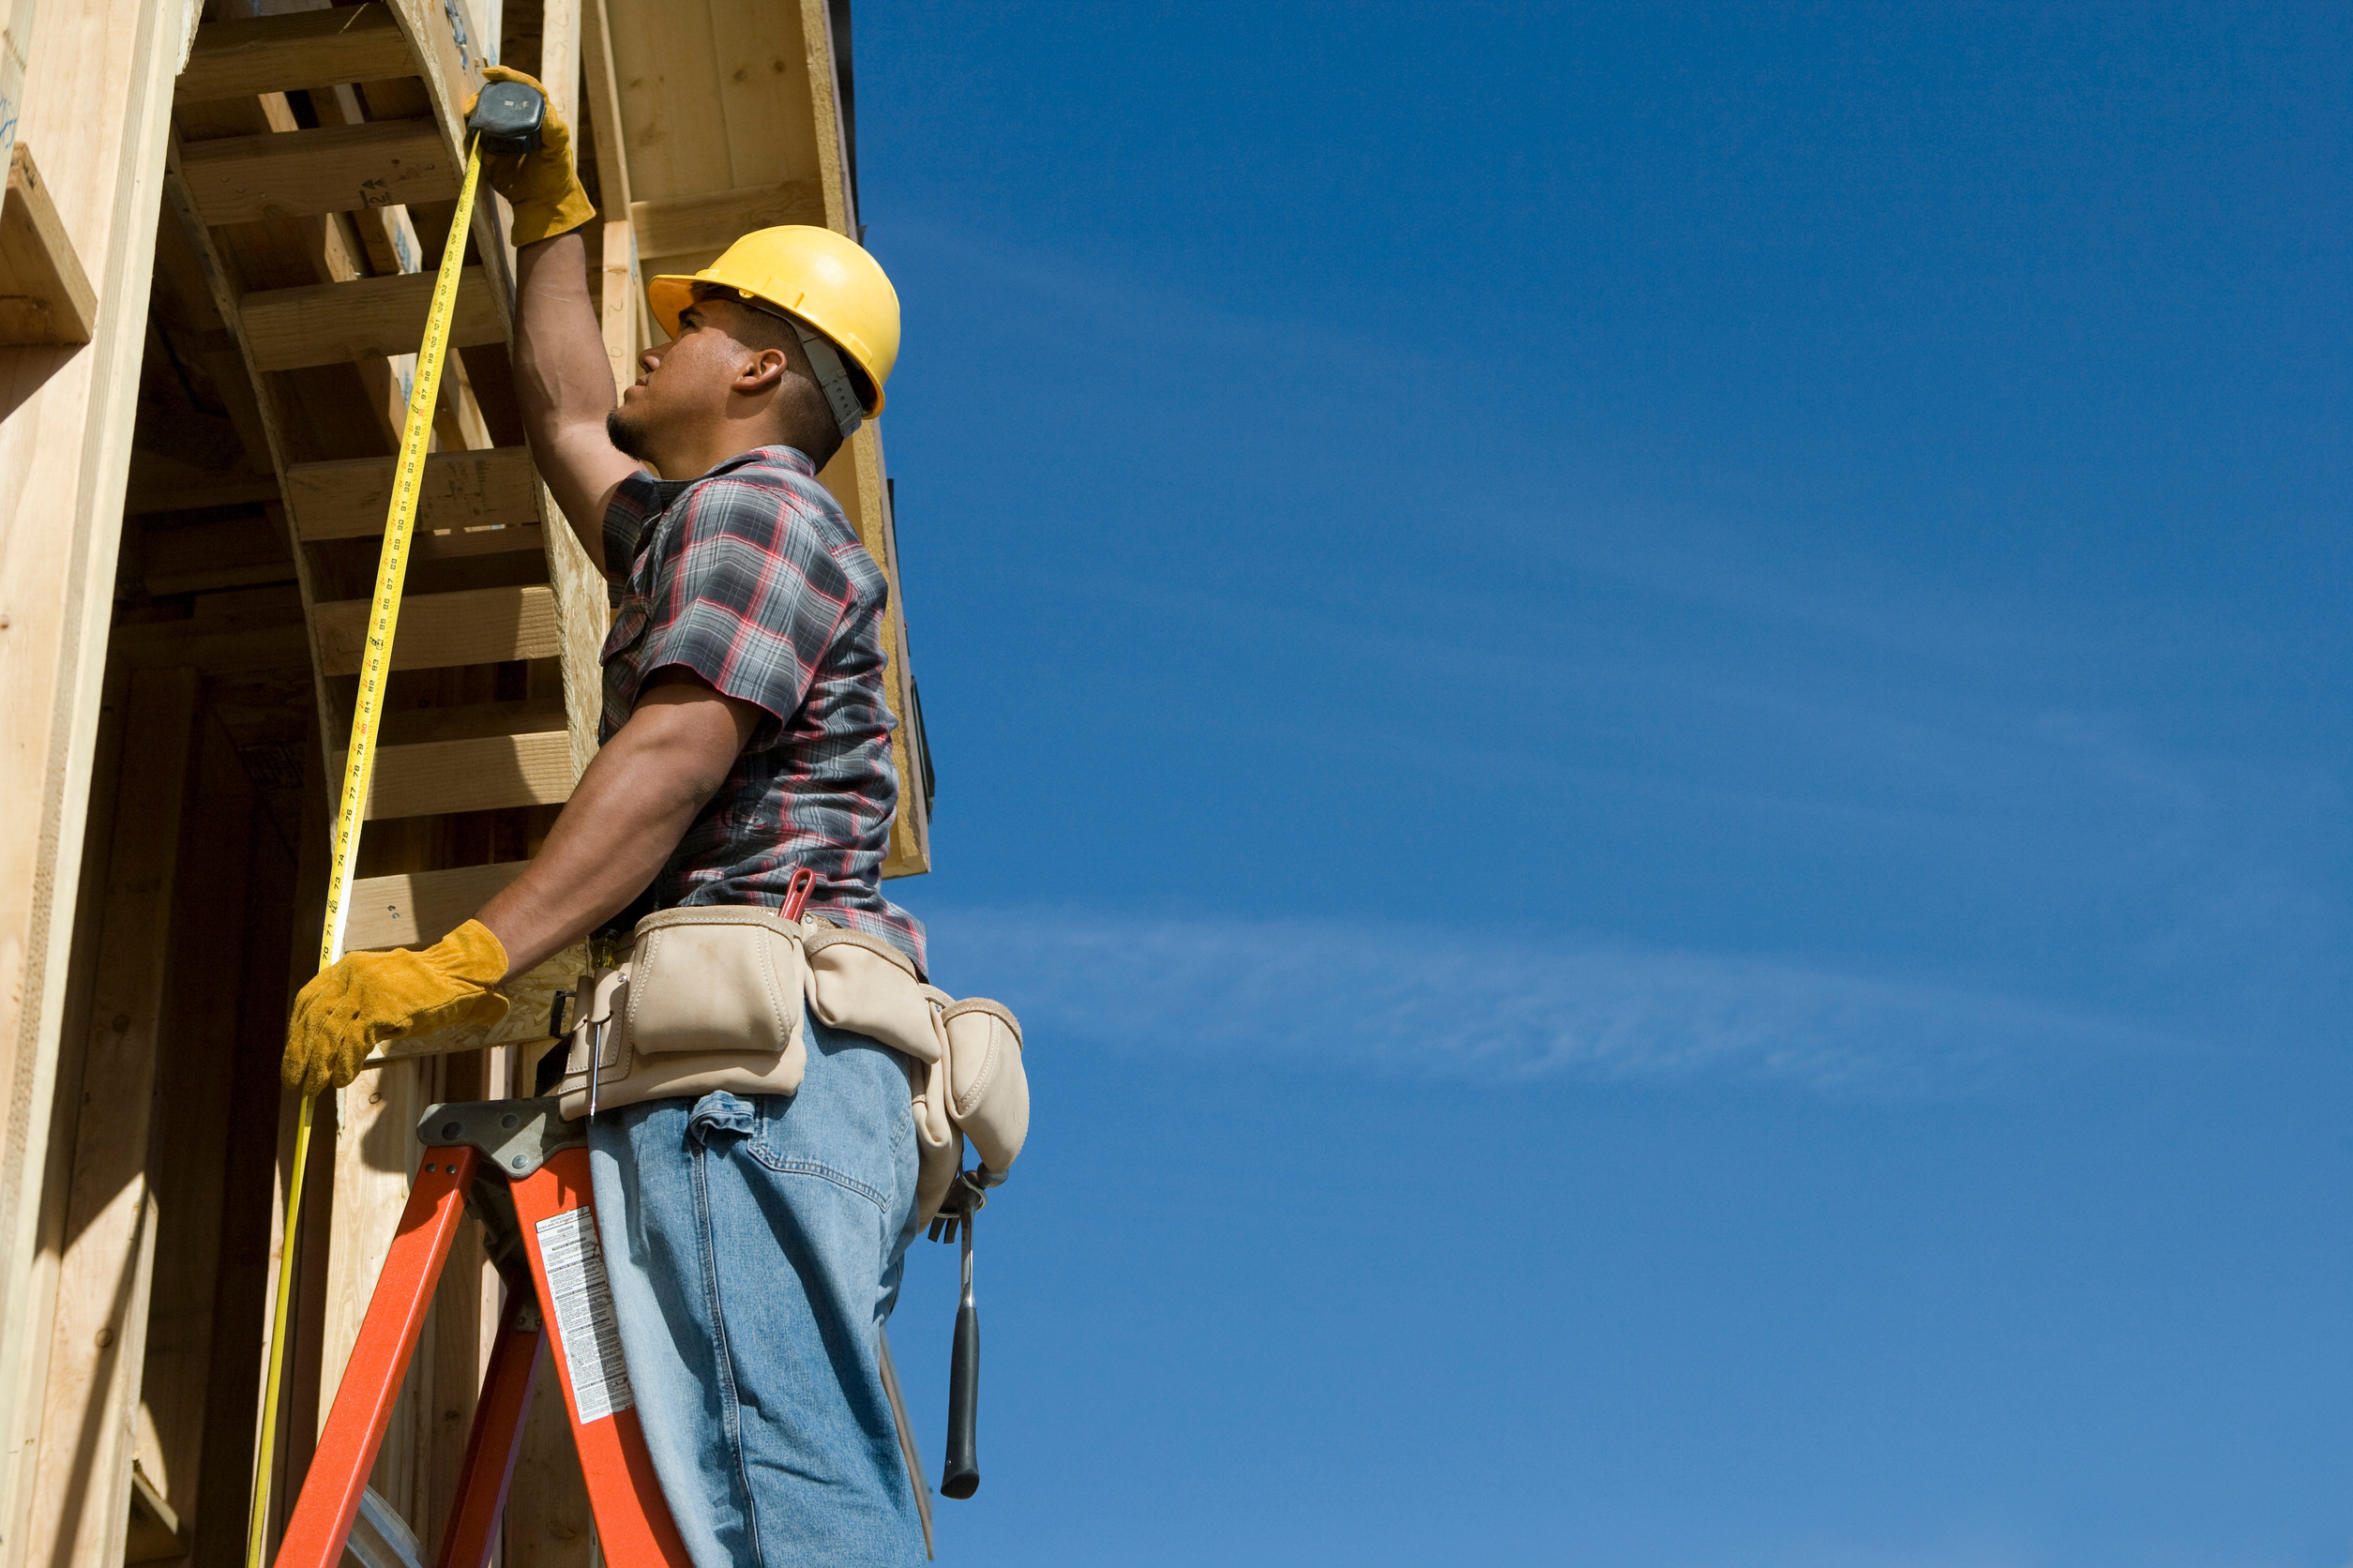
[535, 1206, 635, 1424]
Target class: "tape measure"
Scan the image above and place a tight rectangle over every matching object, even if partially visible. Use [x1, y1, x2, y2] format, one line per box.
[246, 85, 537, 1566]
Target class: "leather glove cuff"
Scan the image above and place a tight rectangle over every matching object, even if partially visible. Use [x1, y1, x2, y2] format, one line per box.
[430, 918, 510, 990]
[506, 185, 597, 248]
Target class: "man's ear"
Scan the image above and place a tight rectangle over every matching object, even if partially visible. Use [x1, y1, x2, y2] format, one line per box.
[734, 347, 789, 396]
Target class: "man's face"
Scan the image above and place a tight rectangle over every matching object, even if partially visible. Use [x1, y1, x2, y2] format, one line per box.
[606, 297, 769, 464]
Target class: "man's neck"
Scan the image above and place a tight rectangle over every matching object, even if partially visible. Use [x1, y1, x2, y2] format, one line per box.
[648, 434, 778, 482]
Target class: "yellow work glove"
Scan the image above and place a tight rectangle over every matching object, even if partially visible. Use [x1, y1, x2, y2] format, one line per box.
[463, 65, 597, 247]
[282, 919, 512, 1095]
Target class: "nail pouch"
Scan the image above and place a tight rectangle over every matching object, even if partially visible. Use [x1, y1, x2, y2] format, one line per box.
[939, 997, 1027, 1176]
[801, 921, 944, 1064]
[557, 906, 807, 1120]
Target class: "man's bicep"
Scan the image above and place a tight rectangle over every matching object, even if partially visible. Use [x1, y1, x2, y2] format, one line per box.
[634, 668, 765, 754]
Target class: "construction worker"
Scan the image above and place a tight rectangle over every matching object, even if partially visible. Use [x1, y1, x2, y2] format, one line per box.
[282, 66, 930, 1568]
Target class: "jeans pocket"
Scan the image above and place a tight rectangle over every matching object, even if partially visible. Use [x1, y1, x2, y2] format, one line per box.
[748, 1151, 889, 1209]
[744, 1093, 889, 1209]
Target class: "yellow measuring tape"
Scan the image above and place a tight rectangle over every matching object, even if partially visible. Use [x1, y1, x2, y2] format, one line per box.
[245, 131, 490, 1568]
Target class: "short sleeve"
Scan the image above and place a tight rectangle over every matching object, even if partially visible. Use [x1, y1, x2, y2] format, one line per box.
[602, 471, 666, 569]
[628, 477, 856, 737]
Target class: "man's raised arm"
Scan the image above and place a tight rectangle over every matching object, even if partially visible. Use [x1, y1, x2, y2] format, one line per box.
[471, 66, 641, 574]
[513, 230, 641, 569]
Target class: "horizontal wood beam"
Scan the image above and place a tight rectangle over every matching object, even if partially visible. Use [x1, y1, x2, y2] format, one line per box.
[336, 731, 573, 820]
[629, 179, 824, 267]
[345, 861, 529, 951]
[239, 266, 504, 371]
[105, 621, 310, 673]
[381, 696, 566, 747]
[285, 447, 537, 539]
[409, 521, 549, 562]
[178, 120, 456, 226]
[310, 584, 561, 675]
[0, 143, 97, 345]
[176, 4, 414, 103]
[125, 474, 282, 515]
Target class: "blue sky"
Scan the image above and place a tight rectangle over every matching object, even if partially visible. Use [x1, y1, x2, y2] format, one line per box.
[852, 4, 2353, 1562]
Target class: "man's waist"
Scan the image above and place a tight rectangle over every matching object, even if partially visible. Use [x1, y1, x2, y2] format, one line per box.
[596, 881, 924, 976]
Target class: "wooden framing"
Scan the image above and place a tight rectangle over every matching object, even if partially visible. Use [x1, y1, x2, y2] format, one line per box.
[0, 0, 933, 1559]
[0, 143, 98, 344]
[0, 0, 204, 1551]
[174, 6, 413, 105]
[23, 670, 200, 1568]
[178, 120, 460, 226]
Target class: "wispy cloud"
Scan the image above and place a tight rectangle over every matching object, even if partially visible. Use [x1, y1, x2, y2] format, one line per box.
[922, 908, 2151, 1096]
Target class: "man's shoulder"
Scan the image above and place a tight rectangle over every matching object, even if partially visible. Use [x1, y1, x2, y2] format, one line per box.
[677, 459, 841, 536]
[681, 460, 882, 590]
[641, 461, 881, 617]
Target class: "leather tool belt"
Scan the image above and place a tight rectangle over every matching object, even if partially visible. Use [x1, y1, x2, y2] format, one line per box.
[553, 906, 1029, 1226]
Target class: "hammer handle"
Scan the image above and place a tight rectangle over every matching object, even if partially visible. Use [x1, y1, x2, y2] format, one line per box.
[941, 1296, 980, 1497]
[941, 1212, 981, 1499]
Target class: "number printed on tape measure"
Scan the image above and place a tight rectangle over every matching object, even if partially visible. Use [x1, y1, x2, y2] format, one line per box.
[535, 1206, 636, 1423]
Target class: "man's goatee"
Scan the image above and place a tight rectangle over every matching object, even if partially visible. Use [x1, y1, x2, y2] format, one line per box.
[606, 406, 651, 460]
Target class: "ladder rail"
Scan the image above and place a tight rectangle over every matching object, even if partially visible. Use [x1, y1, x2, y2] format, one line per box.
[506, 1146, 692, 1565]
[431, 1290, 544, 1568]
[272, 1111, 690, 1568]
[273, 1148, 480, 1568]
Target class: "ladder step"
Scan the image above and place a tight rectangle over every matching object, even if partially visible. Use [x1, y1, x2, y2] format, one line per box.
[339, 731, 574, 820]
[346, 861, 530, 951]
[179, 120, 457, 225]
[241, 267, 504, 372]
[176, 4, 414, 104]
[312, 585, 562, 676]
[286, 447, 539, 540]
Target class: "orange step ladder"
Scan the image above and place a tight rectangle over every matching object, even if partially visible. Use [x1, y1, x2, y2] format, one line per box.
[274, 1098, 688, 1568]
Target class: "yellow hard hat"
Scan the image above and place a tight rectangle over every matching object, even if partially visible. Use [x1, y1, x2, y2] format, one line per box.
[647, 225, 900, 415]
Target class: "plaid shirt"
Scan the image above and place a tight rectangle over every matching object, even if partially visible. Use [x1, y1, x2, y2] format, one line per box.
[601, 445, 926, 976]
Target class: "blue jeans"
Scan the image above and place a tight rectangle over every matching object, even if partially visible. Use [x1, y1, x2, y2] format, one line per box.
[587, 1009, 928, 1568]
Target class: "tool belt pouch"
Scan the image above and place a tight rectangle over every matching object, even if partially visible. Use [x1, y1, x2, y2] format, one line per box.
[556, 907, 807, 1120]
[941, 997, 1028, 1175]
[802, 924, 942, 1063]
[554, 909, 1028, 1226]
[909, 1032, 963, 1229]
[803, 925, 962, 1222]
